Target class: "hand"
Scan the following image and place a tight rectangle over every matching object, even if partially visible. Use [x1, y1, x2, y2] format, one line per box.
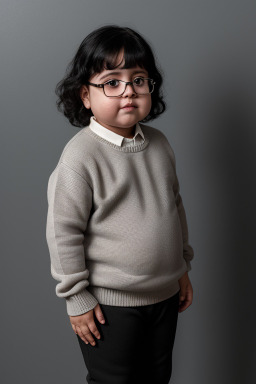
[69, 303, 105, 346]
[178, 271, 193, 313]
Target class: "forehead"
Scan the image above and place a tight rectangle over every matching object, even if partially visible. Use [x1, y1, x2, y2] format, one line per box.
[97, 66, 148, 80]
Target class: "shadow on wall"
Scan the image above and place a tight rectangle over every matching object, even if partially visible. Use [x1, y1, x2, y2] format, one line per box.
[198, 71, 256, 383]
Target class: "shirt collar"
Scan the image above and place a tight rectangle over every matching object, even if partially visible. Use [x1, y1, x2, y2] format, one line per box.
[89, 116, 145, 146]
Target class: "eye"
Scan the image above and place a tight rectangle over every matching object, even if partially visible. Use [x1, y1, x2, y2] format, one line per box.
[105, 79, 120, 87]
[133, 77, 145, 86]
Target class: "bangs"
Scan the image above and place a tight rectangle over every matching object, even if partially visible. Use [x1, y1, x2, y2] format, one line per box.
[89, 33, 152, 76]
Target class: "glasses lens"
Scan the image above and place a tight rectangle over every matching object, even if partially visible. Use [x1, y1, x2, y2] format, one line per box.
[104, 78, 154, 96]
[133, 78, 154, 94]
[104, 80, 124, 97]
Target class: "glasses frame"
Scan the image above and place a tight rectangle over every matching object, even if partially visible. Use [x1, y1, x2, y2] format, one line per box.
[86, 77, 156, 97]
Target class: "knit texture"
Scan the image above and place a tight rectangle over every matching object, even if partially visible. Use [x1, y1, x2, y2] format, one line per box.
[46, 121, 194, 316]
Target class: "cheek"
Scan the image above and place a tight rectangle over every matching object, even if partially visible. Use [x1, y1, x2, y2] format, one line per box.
[103, 100, 119, 115]
[91, 98, 119, 117]
[90, 97, 111, 111]
[145, 97, 152, 113]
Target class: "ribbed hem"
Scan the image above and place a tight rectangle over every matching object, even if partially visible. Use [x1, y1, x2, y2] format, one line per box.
[87, 282, 180, 307]
[66, 289, 98, 316]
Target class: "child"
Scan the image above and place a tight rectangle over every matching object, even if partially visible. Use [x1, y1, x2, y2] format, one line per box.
[46, 25, 194, 384]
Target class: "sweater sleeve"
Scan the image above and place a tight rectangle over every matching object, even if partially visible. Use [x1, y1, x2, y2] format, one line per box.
[170, 151, 194, 272]
[46, 161, 98, 316]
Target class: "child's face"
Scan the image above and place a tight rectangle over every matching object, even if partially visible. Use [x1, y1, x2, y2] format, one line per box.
[80, 51, 152, 134]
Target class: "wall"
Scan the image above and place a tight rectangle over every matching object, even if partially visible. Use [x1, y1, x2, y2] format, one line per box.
[1, 1, 255, 383]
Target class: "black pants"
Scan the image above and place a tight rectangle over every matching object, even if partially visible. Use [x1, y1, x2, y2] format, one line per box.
[76, 290, 180, 384]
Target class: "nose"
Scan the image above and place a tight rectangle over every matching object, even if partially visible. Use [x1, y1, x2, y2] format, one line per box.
[122, 82, 136, 97]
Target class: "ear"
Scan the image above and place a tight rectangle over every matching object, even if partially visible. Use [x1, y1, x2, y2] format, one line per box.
[80, 85, 91, 109]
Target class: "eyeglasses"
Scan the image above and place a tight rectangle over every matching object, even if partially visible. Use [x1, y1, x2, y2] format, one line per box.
[86, 77, 156, 97]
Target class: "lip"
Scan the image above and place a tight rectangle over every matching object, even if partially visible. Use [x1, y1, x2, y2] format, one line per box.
[122, 104, 137, 109]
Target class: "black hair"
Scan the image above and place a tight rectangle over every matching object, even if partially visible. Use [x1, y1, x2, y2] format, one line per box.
[55, 25, 166, 127]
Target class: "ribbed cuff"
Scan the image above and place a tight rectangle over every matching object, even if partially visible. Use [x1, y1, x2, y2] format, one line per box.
[66, 289, 98, 316]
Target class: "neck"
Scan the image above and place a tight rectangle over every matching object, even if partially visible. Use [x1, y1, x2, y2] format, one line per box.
[94, 118, 136, 138]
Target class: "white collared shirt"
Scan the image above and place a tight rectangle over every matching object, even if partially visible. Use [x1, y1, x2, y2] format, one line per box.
[88, 116, 145, 147]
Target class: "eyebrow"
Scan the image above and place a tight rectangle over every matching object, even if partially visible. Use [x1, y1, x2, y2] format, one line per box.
[98, 70, 148, 82]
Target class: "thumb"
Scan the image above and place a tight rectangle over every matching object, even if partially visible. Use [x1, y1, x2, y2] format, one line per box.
[94, 303, 106, 324]
[179, 290, 186, 301]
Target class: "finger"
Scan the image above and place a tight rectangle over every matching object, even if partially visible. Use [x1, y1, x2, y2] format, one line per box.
[179, 289, 186, 302]
[88, 320, 101, 341]
[179, 297, 192, 312]
[188, 289, 193, 302]
[178, 297, 185, 312]
[183, 289, 193, 308]
[81, 325, 98, 346]
[71, 324, 77, 334]
[94, 304, 105, 324]
[76, 326, 89, 345]
[179, 292, 186, 305]
[178, 302, 188, 313]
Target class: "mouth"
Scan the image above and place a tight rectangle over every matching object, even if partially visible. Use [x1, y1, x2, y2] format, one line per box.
[122, 104, 137, 110]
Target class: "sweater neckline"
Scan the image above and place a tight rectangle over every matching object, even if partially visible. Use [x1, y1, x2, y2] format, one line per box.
[84, 125, 150, 153]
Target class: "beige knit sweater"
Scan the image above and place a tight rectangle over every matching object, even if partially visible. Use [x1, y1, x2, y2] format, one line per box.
[46, 119, 194, 316]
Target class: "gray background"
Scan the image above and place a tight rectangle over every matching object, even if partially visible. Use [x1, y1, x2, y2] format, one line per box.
[1, 0, 256, 383]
